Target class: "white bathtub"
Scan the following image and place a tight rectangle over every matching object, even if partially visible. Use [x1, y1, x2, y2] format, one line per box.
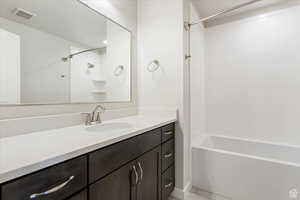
[192, 135, 300, 200]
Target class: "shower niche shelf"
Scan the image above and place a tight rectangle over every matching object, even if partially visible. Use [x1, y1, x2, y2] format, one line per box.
[91, 90, 106, 94]
[92, 79, 106, 83]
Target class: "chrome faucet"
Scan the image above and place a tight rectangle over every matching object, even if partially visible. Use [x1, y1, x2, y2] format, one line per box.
[81, 105, 106, 126]
[92, 105, 106, 123]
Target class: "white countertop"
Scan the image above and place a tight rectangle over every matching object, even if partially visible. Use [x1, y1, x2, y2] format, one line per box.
[0, 114, 176, 184]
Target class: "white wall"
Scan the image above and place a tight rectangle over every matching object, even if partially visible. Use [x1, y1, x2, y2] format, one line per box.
[81, 0, 138, 105]
[137, 0, 182, 110]
[190, 3, 206, 137]
[137, 0, 191, 191]
[105, 21, 131, 102]
[0, 17, 71, 104]
[70, 21, 131, 103]
[70, 46, 106, 102]
[205, 5, 300, 145]
[0, 28, 20, 104]
[0, 14, 131, 104]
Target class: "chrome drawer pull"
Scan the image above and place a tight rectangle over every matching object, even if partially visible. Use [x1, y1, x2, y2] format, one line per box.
[163, 131, 173, 135]
[164, 182, 173, 188]
[133, 165, 139, 185]
[164, 153, 173, 158]
[30, 176, 74, 199]
[137, 162, 144, 182]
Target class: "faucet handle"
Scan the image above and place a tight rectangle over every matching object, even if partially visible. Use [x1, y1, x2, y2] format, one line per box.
[81, 113, 92, 126]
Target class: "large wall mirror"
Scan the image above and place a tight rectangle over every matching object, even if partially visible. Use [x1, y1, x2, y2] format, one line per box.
[0, 0, 131, 105]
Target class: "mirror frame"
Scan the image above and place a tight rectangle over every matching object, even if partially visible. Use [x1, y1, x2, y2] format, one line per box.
[1, 0, 133, 106]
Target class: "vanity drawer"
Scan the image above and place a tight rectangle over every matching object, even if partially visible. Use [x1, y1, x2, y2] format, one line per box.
[89, 128, 161, 183]
[161, 123, 175, 143]
[161, 139, 175, 172]
[161, 165, 175, 200]
[1, 156, 87, 200]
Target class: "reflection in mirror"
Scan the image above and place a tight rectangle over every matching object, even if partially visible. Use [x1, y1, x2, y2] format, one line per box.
[0, 0, 131, 105]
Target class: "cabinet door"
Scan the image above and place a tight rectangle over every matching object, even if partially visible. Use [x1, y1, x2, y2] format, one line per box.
[137, 147, 161, 200]
[68, 190, 87, 200]
[89, 161, 137, 200]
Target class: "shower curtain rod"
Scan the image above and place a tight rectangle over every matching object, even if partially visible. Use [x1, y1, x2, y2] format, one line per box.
[185, 0, 263, 29]
[62, 47, 106, 62]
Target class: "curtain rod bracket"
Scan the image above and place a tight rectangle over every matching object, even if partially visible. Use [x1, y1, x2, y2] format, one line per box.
[185, 55, 191, 60]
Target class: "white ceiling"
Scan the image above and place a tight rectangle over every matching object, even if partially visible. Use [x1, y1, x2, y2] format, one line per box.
[0, 0, 111, 48]
[191, 0, 293, 19]
[82, 0, 137, 14]
[81, 0, 137, 30]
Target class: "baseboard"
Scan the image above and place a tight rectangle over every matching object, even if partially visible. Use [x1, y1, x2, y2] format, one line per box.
[190, 186, 231, 200]
[171, 188, 184, 199]
[171, 182, 192, 200]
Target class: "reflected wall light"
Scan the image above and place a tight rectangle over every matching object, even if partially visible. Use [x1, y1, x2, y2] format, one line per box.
[147, 60, 160, 72]
[114, 65, 124, 76]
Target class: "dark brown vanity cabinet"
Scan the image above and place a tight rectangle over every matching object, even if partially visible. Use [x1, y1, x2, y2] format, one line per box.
[90, 147, 161, 200]
[69, 190, 88, 200]
[1, 156, 87, 200]
[136, 146, 161, 200]
[89, 161, 136, 200]
[0, 123, 175, 200]
[161, 125, 175, 200]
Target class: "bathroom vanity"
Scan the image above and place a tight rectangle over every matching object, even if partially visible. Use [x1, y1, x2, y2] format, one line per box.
[0, 117, 175, 200]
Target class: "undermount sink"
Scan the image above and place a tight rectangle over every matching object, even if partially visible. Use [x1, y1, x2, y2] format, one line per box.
[85, 122, 133, 133]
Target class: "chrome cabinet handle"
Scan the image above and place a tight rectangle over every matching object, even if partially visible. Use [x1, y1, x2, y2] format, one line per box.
[137, 162, 143, 182]
[164, 153, 173, 158]
[30, 176, 74, 199]
[164, 182, 173, 189]
[133, 165, 139, 185]
[163, 131, 173, 135]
